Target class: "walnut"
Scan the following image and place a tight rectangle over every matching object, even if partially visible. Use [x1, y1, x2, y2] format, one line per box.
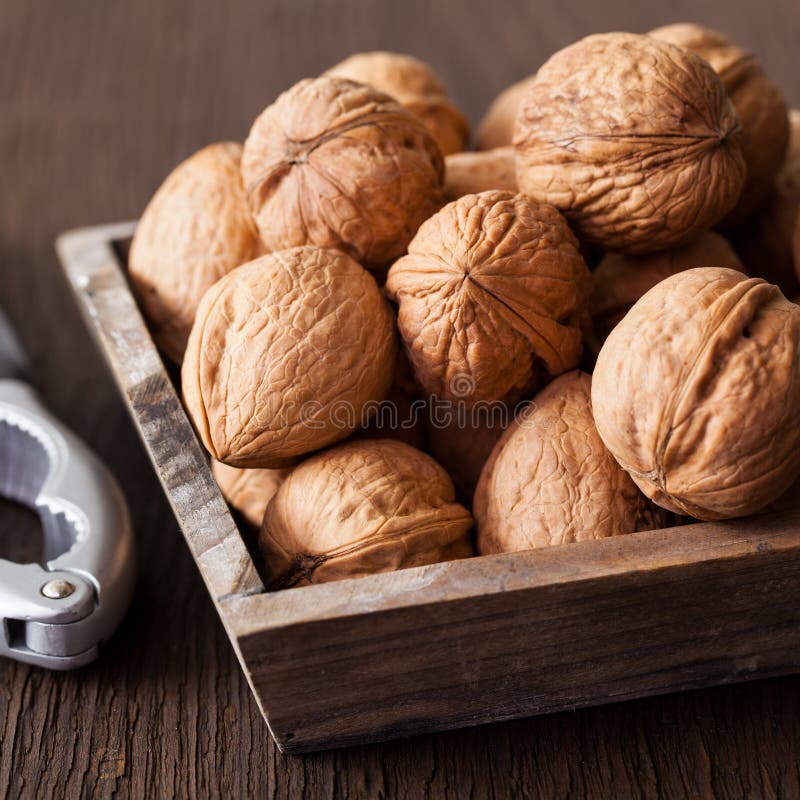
[733, 110, 800, 294]
[476, 75, 537, 150]
[444, 147, 516, 202]
[324, 52, 469, 155]
[212, 461, 289, 529]
[514, 33, 745, 254]
[650, 23, 789, 226]
[590, 231, 744, 344]
[592, 267, 800, 520]
[385, 191, 590, 407]
[241, 76, 444, 269]
[129, 142, 261, 362]
[475, 371, 670, 553]
[182, 246, 396, 468]
[425, 410, 507, 505]
[260, 439, 474, 587]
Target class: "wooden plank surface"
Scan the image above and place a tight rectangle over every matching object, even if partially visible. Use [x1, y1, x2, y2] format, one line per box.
[1, 0, 799, 796]
[230, 518, 800, 752]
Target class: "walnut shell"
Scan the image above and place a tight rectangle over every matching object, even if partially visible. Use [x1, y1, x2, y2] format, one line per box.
[514, 33, 745, 254]
[241, 77, 444, 269]
[592, 267, 800, 520]
[129, 142, 261, 362]
[212, 461, 289, 529]
[650, 23, 789, 225]
[425, 410, 507, 505]
[182, 246, 396, 468]
[476, 75, 537, 150]
[734, 110, 800, 293]
[444, 148, 517, 202]
[324, 52, 469, 155]
[385, 191, 590, 407]
[475, 371, 670, 553]
[591, 231, 744, 343]
[260, 439, 474, 587]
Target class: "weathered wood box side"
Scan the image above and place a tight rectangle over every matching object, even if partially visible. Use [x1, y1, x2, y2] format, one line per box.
[56, 223, 800, 754]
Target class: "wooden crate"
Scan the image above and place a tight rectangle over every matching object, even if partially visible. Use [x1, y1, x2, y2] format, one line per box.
[56, 222, 800, 754]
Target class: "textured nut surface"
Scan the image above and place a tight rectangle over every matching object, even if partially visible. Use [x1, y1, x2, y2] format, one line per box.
[182, 246, 396, 468]
[735, 109, 800, 291]
[260, 439, 474, 587]
[212, 461, 289, 529]
[241, 76, 444, 268]
[129, 142, 260, 362]
[426, 412, 507, 505]
[514, 33, 745, 253]
[324, 52, 469, 155]
[476, 75, 537, 150]
[385, 191, 590, 407]
[592, 267, 800, 520]
[444, 148, 517, 201]
[591, 231, 744, 343]
[651, 23, 789, 225]
[475, 371, 670, 553]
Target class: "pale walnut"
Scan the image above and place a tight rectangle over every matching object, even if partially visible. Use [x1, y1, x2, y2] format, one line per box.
[444, 148, 517, 202]
[182, 246, 396, 468]
[476, 75, 537, 150]
[241, 77, 444, 269]
[324, 52, 469, 155]
[592, 267, 800, 520]
[650, 23, 789, 226]
[514, 33, 745, 254]
[591, 231, 744, 344]
[734, 110, 800, 293]
[212, 461, 289, 529]
[129, 142, 261, 362]
[260, 439, 474, 588]
[475, 371, 670, 553]
[386, 191, 590, 408]
[425, 410, 507, 505]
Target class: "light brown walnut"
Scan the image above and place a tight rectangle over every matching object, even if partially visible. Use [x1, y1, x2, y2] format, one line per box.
[241, 76, 444, 270]
[182, 246, 396, 468]
[514, 33, 745, 254]
[324, 52, 469, 155]
[212, 461, 289, 529]
[591, 231, 744, 344]
[129, 142, 261, 362]
[476, 75, 537, 150]
[734, 110, 800, 293]
[260, 439, 474, 587]
[592, 267, 800, 520]
[475, 371, 670, 553]
[650, 23, 789, 226]
[385, 191, 590, 408]
[444, 148, 517, 202]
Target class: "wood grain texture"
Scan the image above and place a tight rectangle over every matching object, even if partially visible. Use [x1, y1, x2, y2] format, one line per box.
[1, 0, 800, 796]
[229, 516, 800, 752]
[59, 224, 800, 755]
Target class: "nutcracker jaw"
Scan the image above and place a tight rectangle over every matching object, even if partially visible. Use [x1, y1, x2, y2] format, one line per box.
[0, 377, 134, 670]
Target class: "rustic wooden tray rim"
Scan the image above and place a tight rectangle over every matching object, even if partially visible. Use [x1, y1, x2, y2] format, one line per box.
[55, 221, 800, 753]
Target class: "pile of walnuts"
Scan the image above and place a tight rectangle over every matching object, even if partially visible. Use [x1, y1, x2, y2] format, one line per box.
[130, 27, 800, 589]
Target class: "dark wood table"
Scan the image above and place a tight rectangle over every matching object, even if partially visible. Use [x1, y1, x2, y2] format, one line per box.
[1, 1, 799, 796]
